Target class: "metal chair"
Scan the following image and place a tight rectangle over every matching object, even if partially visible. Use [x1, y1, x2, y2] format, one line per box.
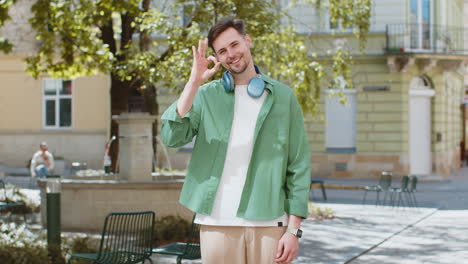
[311, 180, 327, 200]
[152, 214, 201, 264]
[406, 175, 418, 207]
[67, 211, 155, 264]
[0, 179, 27, 222]
[389, 175, 410, 207]
[362, 171, 392, 205]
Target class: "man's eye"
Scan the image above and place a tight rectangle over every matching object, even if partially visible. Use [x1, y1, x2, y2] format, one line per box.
[219, 50, 225, 55]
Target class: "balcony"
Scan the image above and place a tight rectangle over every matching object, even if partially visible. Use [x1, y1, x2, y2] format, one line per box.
[386, 24, 468, 56]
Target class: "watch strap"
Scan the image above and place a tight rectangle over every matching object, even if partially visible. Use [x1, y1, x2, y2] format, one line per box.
[286, 228, 302, 238]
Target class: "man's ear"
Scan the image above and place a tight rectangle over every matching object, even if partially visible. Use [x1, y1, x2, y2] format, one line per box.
[245, 34, 252, 48]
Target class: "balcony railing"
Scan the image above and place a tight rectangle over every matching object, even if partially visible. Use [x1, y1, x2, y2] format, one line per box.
[386, 24, 468, 56]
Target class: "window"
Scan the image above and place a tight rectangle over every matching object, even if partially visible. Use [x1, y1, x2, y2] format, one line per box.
[327, 8, 352, 32]
[180, 1, 194, 27]
[43, 78, 72, 128]
[325, 89, 356, 153]
[410, 0, 432, 50]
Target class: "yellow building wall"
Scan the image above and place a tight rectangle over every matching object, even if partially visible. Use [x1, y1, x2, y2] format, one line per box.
[73, 75, 110, 130]
[0, 55, 110, 169]
[0, 55, 110, 131]
[0, 56, 41, 130]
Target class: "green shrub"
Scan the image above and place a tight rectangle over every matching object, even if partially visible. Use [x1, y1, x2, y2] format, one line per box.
[0, 244, 68, 264]
[0, 244, 50, 264]
[308, 202, 335, 220]
[154, 215, 196, 244]
[0, 222, 51, 264]
[64, 236, 99, 264]
[0, 222, 100, 264]
[69, 236, 99, 254]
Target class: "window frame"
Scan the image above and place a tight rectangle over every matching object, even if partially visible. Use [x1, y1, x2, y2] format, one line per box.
[179, 1, 195, 27]
[42, 78, 73, 130]
[409, 0, 434, 51]
[325, 88, 357, 153]
[325, 8, 353, 33]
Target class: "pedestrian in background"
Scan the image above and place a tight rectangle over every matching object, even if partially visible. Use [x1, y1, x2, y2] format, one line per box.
[30, 142, 54, 178]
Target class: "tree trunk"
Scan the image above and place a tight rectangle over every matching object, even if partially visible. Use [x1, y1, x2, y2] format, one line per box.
[140, 0, 159, 170]
[101, 12, 135, 173]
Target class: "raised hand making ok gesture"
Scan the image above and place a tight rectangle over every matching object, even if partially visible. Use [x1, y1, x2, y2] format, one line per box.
[190, 38, 221, 85]
[177, 39, 221, 117]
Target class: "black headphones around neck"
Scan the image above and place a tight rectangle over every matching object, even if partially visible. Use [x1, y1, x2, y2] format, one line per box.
[222, 65, 266, 98]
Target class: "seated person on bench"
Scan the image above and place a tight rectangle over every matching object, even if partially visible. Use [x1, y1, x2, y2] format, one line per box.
[30, 142, 55, 178]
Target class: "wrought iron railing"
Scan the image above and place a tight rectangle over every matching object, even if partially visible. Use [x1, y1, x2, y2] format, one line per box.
[386, 24, 468, 55]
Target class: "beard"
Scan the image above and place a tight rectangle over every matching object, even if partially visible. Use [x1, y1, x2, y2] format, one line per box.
[225, 54, 251, 75]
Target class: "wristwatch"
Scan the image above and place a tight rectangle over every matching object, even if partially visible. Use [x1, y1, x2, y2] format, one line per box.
[286, 228, 303, 238]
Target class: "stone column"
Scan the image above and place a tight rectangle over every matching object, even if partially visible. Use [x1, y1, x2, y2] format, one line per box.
[113, 113, 157, 181]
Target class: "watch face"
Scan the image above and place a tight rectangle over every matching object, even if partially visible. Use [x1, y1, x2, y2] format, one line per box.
[297, 229, 303, 238]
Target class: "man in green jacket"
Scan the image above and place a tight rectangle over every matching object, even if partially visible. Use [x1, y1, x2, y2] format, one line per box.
[161, 18, 310, 264]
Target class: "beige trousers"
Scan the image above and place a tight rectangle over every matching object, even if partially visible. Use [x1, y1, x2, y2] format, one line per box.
[199, 225, 288, 264]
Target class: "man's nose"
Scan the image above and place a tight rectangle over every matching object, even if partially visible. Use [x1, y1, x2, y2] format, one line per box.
[226, 49, 234, 58]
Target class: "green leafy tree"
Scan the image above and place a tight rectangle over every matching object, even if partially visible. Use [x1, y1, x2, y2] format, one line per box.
[0, 0, 15, 53]
[0, 0, 371, 170]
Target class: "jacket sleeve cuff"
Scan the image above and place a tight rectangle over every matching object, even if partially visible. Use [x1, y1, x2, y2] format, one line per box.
[285, 199, 308, 219]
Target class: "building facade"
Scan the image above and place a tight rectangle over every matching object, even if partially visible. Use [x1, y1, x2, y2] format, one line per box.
[285, 0, 467, 178]
[1, 0, 466, 179]
[0, 0, 110, 170]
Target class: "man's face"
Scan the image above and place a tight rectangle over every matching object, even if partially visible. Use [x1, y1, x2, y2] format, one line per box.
[212, 27, 252, 75]
[40, 145, 48, 152]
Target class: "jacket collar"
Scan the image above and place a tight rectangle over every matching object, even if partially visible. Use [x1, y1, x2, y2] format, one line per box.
[255, 65, 275, 95]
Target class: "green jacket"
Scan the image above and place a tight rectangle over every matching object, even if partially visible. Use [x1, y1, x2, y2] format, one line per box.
[161, 73, 311, 220]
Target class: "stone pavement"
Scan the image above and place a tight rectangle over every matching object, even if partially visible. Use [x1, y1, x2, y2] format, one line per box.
[296, 204, 468, 264]
[152, 167, 468, 263]
[352, 210, 468, 264]
[2, 166, 468, 263]
[297, 167, 468, 264]
[151, 203, 468, 264]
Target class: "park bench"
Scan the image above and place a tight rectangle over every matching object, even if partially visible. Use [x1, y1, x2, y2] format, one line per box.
[0, 179, 26, 222]
[311, 180, 368, 202]
[67, 211, 155, 264]
[310, 180, 328, 200]
[152, 214, 201, 264]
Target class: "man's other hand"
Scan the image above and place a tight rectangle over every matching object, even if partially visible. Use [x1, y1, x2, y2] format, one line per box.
[275, 232, 299, 263]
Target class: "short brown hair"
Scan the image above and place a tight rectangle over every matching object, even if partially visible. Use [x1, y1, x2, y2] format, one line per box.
[208, 18, 246, 52]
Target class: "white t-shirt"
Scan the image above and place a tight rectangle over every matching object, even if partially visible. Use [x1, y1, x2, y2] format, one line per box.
[195, 84, 288, 226]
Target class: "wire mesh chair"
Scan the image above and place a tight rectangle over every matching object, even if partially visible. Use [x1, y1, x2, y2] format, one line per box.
[362, 171, 392, 205]
[67, 211, 155, 264]
[152, 214, 201, 264]
[389, 175, 410, 207]
[406, 175, 418, 207]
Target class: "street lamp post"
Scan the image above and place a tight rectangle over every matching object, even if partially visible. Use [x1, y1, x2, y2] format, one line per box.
[46, 175, 63, 263]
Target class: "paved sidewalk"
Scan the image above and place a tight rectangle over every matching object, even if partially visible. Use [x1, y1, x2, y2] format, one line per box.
[151, 203, 468, 264]
[352, 209, 468, 264]
[296, 203, 438, 264]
